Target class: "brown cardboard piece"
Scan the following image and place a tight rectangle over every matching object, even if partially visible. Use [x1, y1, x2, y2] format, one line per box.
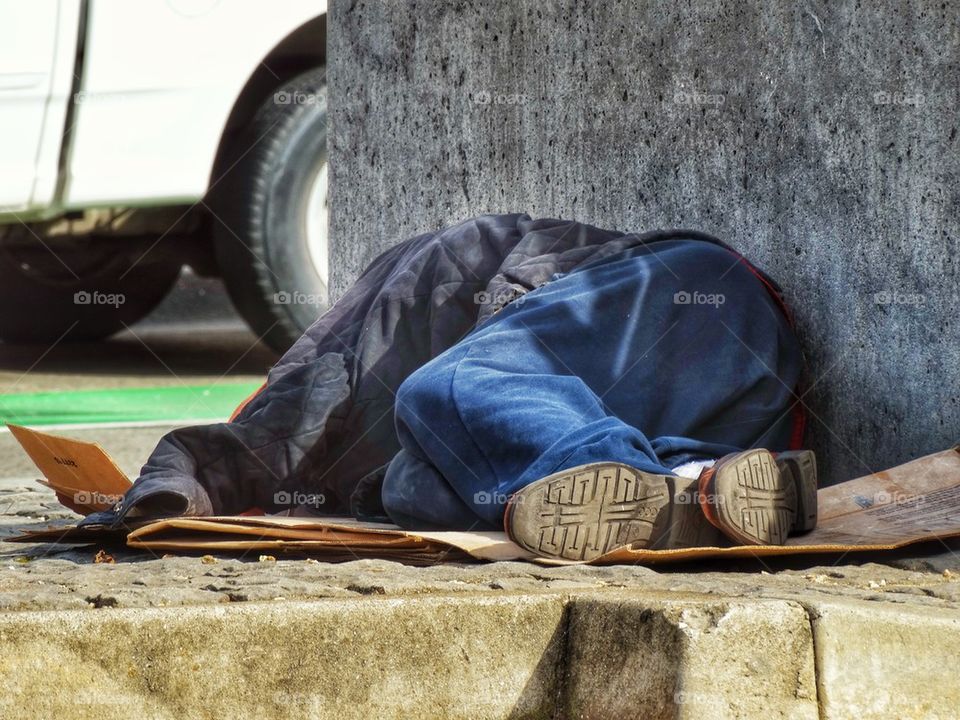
[7, 424, 131, 514]
[127, 516, 535, 564]
[8, 424, 960, 565]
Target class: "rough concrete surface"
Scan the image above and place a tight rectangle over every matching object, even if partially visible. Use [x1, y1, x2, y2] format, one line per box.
[3, 478, 960, 718]
[810, 597, 960, 720]
[328, 0, 960, 487]
[564, 596, 818, 719]
[0, 595, 568, 720]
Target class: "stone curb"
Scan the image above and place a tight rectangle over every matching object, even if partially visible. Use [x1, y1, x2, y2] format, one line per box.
[1, 589, 957, 719]
[804, 596, 960, 720]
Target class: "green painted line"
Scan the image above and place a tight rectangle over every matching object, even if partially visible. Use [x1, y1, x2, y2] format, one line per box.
[0, 383, 262, 426]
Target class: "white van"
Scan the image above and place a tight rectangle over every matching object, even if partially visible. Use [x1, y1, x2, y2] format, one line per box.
[0, 0, 329, 352]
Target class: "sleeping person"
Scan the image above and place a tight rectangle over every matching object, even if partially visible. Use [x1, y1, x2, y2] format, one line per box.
[83, 214, 816, 560]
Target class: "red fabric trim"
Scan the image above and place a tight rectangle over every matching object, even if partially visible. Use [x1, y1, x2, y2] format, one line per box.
[789, 403, 807, 451]
[229, 382, 267, 422]
[735, 256, 797, 328]
[729, 253, 807, 450]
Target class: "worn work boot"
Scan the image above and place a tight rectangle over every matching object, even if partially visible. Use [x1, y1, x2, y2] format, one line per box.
[504, 449, 817, 561]
[697, 449, 818, 546]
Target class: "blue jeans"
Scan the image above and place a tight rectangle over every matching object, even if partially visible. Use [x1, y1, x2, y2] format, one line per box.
[381, 239, 802, 530]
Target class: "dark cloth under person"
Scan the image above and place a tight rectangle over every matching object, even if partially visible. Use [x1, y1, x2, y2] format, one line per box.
[381, 239, 803, 530]
[86, 214, 804, 530]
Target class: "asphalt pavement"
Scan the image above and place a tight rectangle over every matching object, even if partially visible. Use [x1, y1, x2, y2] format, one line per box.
[0, 270, 279, 483]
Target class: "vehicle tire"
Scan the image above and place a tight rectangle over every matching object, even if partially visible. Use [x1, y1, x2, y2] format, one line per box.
[0, 239, 181, 344]
[210, 66, 330, 354]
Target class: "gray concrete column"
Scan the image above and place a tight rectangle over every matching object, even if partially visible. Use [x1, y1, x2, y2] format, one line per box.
[329, 0, 960, 484]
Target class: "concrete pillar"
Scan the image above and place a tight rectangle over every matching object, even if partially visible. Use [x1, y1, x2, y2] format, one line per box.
[329, 0, 960, 483]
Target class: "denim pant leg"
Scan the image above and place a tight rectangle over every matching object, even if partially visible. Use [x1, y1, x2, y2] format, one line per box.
[381, 342, 679, 529]
[380, 448, 482, 529]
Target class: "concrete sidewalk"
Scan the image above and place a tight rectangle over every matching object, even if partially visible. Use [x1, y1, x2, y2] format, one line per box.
[2, 475, 960, 719]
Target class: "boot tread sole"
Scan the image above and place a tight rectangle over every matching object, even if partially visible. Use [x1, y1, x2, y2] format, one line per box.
[505, 462, 671, 561]
[710, 449, 798, 545]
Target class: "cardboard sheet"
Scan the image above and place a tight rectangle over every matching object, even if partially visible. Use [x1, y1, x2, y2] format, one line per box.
[591, 445, 960, 564]
[7, 424, 131, 514]
[126, 516, 535, 563]
[8, 424, 960, 565]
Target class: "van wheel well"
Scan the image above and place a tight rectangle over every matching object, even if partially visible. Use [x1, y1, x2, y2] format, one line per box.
[210, 13, 326, 185]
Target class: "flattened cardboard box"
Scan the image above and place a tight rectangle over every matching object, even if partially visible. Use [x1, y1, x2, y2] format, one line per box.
[9, 424, 960, 565]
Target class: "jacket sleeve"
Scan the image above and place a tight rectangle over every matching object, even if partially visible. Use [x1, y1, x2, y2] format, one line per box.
[83, 352, 350, 529]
